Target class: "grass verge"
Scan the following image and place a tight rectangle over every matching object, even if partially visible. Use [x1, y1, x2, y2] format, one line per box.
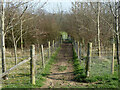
[73, 48, 86, 82]
[73, 48, 118, 88]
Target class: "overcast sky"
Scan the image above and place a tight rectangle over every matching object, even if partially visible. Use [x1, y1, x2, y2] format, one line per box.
[3, 0, 119, 13]
[41, 0, 72, 13]
[40, 0, 118, 13]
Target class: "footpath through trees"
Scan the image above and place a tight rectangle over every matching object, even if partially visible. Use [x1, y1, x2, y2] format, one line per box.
[41, 41, 88, 88]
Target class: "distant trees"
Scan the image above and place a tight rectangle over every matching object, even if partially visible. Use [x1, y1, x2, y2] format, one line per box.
[1, 1, 32, 79]
[61, 2, 114, 47]
[3, 2, 60, 51]
[97, 2, 101, 57]
[60, 1, 120, 64]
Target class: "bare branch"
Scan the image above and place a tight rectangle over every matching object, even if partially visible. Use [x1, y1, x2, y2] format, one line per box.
[109, 3, 116, 17]
[16, 31, 27, 43]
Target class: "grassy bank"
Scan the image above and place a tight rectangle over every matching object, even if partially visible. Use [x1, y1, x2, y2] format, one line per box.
[2, 47, 60, 89]
[73, 48, 118, 88]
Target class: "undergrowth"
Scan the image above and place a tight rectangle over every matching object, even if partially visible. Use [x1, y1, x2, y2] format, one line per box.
[73, 48, 86, 82]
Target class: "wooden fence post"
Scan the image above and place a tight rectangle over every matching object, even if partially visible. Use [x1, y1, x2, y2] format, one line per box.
[77, 41, 80, 59]
[52, 40, 55, 53]
[53, 40, 55, 49]
[79, 43, 82, 60]
[30, 45, 35, 85]
[60, 35, 62, 44]
[41, 45, 45, 68]
[111, 43, 115, 74]
[75, 41, 77, 54]
[74, 40, 76, 53]
[61, 38, 62, 44]
[48, 41, 51, 58]
[86, 43, 92, 77]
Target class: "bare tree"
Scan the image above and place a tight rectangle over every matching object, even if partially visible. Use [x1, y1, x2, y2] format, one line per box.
[97, 2, 101, 57]
[116, 1, 120, 65]
[0, 0, 7, 79]
[110, 1, 120, 64]
[20, 19, 23, 52]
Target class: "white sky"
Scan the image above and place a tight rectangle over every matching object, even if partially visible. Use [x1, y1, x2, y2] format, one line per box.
[3, 0, 119, 13]
[42, 1, 72, 13]
[4, 0, 119, 2]
[40, 0, 119, 13]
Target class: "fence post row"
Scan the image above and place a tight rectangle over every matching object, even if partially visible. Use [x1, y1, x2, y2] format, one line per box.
[1, 40, 59, 85]
[30, 45, 36, 85]
[111, 43, 115, 74]
[41, 45, 45, 68]
[86, 43, 92, 77]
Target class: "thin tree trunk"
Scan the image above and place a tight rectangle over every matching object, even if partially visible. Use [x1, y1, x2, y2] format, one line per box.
[1, 0, 7, 80]
[21, 20, 23, 52]
[97, 2, 101, 57]
[115, 1, 120, 64]
[14, 44, 17, 65]
[81, 3, 83, 11]
[112, 29, 115, 43]
[12, 28, 17, 65]
[118, 1, 120, 87]
[95, 37, 97, 46]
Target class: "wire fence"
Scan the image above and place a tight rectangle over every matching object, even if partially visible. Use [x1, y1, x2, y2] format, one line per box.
[0, 40, 60, 87]
[35, 41, 60, 81]
[73, 40, 119, 77]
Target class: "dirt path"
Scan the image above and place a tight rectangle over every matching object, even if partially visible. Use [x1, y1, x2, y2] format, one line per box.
[41, 42, 88, 88]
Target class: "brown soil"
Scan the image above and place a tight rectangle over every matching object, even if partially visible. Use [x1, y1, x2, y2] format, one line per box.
[41, 42, 89, 88]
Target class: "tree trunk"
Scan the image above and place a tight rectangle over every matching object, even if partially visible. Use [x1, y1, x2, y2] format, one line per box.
[97, 2, 101, 57]
[95, 37, 97, 46]
[21, 20, 23, 52]
[12, 28, 17, 65]
[118, 1, 120, 86]
[14, 44, 17, 65]
[115, 1, 120, 65]
[1, 0, 7, 80]
[86, 43, 92, 77]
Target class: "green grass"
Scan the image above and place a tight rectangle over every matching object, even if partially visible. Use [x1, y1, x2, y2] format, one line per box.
[90, 57, 112, 76]
[73, 48, 86, 82]
[58, 66, 67, 71]
[119, 65, 120, 88]
[73, 48, 118, 88]
[41, 47, 60, 77]
[2, 47, 60, 89]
